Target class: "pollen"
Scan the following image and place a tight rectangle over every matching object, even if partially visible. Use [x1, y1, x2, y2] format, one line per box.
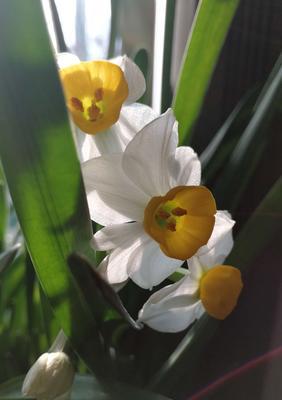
[171, 207, 187, 216]
[88, 103, 101, 121]
[199, 265, 243, 320]
[95, 88, 104, 101]
[71, 97, 84, 112]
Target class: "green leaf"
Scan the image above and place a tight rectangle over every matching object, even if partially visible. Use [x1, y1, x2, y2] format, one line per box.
[173, 0, 240, 144]
[213, 55, 282, 211]
[68, 253, 141, 330]
[0, 168, 8, 251]
[0, 1, 110, 377]
[200, 89, 259, 184]
[0, 244, 21, 276]
[148, 177, 282, 396]
[0, 375, 171, 400]
[161, 0, 175, 112]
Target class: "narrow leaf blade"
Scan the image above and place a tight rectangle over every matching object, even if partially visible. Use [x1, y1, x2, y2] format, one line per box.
[173, 0, 240, 144]
[0, 1, 109, 377]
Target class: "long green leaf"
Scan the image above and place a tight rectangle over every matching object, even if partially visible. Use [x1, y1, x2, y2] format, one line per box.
[0, 168, 8, 251]
[0, 244, 21, 276]
[173, 0, 240, 144]
[213, 55, 282, 211]
[0, 1, 110, 377]
[200, 89, 258, 184]
[148, 177, 282, 396]
[161, 0, 175, 112]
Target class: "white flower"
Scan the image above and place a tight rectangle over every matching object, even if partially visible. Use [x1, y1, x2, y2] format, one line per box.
[22, 352, 75, 400]
[138, 211, 243, 332]
[82, 109, 217, 289]
[58, 52, 156, 160]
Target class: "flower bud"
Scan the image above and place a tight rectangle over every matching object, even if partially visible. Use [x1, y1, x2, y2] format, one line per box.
[22, 352, 75, 400]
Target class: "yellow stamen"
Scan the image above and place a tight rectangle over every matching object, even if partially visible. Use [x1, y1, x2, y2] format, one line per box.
[60, 61, 129, 135]
[200, 265, 243, 320]
[143, 186, 216, 260]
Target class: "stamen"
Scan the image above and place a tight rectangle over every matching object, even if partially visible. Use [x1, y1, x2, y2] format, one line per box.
[167, 219, 176, 232]
[88, 103, 101, 121]
[70, 97, 84, 112]
[157, 209, 170, 219]
[171, 207, 187, 216]
[95, 88, 104, 101]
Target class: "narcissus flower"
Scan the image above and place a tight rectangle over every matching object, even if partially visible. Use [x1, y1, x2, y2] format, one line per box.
[22, 352, 74, 400]
[138, 211, 243, 332]
[82, 109, 217, 289]
[58, 53, 154, 160]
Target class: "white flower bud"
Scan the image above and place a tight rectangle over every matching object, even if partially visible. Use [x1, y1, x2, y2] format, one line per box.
[22, 352, 75, 400]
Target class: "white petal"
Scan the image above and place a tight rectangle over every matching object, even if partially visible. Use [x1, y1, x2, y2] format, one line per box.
[111, 55, 146, 103]
[122, 109, 178, 197]
[117, 103, 159, 146]
[195, 210, 235, 268]
[103, 232, 145, 284]
[97, 257, 128, 291]
[138, 275, 203, 332]
[86, 191, 129, 225]
[92, 222, 143, 251]
[99, 252, 129, 285]
[127, 233, 183, 289]
[82, 154, 149, 225]
[77, 104, 158, 161]
[169, 146, 201, 187]
[86, 128, 124, 158]
[189, 257, 204, 281]
[57, 52, 80, 69]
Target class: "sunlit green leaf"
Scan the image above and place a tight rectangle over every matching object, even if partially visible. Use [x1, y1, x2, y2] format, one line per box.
[173, 0, 240, 144]
[0, 1, 110, 377]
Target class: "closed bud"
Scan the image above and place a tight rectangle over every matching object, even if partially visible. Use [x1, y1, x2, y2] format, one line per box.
[22, 352, 75, 400]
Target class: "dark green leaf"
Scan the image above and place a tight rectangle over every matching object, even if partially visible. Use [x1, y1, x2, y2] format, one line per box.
[0, 168, 8, 251]
[68, 253, 141, 330]
[0, 1, 110, 377]
[0, 244, 21, 275]
[161, 0, 175, 112]
[213, 55, 282, 211]
[200, 89, 259, 184]
[173, 0, 240, 144]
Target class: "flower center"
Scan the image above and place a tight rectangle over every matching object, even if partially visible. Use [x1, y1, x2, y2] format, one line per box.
[199, 265, 243, 320]
[154, 201, 187, 232]
[70, 87, 105, 122]
[60, 60, 129, 135]
[143, 186, 216, 260]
